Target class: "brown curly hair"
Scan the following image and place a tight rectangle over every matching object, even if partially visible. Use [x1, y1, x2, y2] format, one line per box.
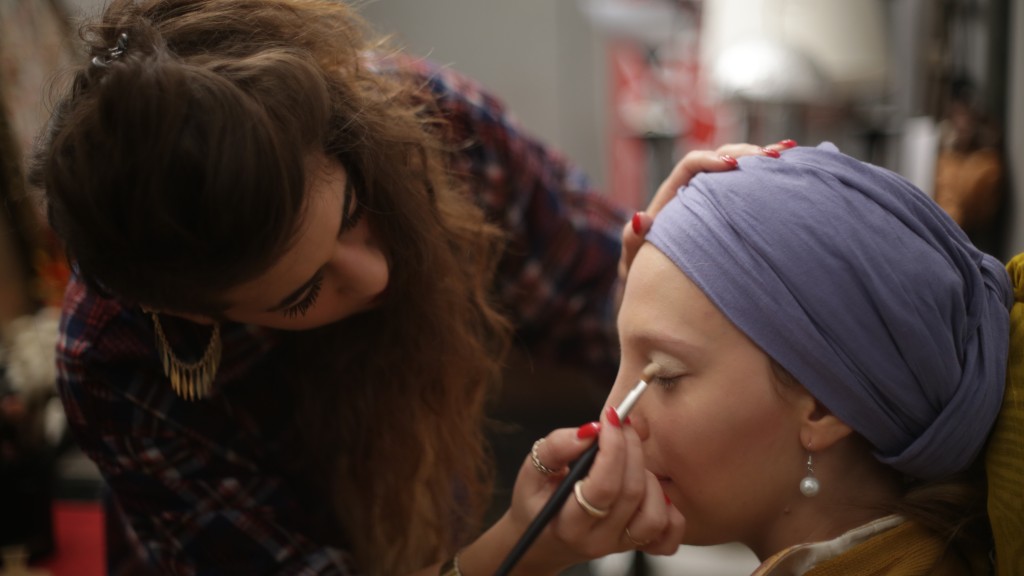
[31, 1, 511, 573]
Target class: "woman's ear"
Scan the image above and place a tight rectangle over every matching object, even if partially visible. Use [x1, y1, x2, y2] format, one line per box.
[792, 388, 854, 451]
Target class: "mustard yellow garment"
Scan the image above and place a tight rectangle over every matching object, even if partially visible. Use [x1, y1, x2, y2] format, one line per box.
[802, 521, 977, 576]
[987, 254, 1024, 576]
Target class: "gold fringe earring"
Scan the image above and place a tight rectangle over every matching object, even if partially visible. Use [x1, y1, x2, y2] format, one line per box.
[150, 313, 222, 401]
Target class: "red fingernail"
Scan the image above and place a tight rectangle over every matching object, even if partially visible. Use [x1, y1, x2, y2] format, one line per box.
[776, 139, 797, 148]
[605, 406, 622, 428]
[631, 212, 643, 235]
[720, 154, 738, 167]
[762, 147, 780, 158]
[624, 416, 632, 426]
[576, 421, 601, 439]
[664, 491, 672, 505]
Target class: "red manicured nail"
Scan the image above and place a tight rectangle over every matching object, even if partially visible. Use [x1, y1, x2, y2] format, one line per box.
[776, 139, 797, 148]
[605, 406, 622, 428]
[577, 421, 601, 439]
[664, 490, 672, 505]
[631, 212, 643, 235]
[720, 154, 738, 167]
[761, 147, 780, 158]
[623, 416, 633, 426]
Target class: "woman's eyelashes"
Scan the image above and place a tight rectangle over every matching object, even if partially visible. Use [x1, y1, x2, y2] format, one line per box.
[283, 272, 324, 318]
[648, 373, 685, 390]
[644, 358, 688, 390]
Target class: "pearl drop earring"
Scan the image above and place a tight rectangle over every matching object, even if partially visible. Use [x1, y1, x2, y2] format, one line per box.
[800, 454, 820, 497]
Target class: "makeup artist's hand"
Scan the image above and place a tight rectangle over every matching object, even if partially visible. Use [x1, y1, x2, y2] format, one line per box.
[496, 407, 685, 573]
[619, 139, 797, 278]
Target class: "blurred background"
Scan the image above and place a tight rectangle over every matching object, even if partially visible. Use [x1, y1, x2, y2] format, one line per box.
[1, 0, 1020, 575]
[356, 0, 1019, 260]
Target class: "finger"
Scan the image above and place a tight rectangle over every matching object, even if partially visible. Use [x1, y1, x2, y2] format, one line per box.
[714, 142, 767, 159]
[647, 150, 736, 218]
[561, 407, 628, 527]
[620, 149, 739, 280]
[610, 426, 656, 549]
[622, 148, 739, 279]
[616, 422, 647, 518]
[517, 426, 595, 491]
[642, 486, 687, 556]
[620, 140, 797, 281]
[511, 425, 602, 530]
[764, 138, 798, 152]
[588, 420, 647, 534]
[714, 139, 796, 161]
[530, 426, 598, 475]
[622, 472, 671, 551]
[653, 140, 795, 219]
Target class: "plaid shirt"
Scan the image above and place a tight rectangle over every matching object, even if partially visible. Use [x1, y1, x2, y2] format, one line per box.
[57, 56, 627, 575]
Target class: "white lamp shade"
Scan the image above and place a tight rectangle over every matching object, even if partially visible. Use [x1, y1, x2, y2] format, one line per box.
[702, 0, 889, 102]
[712, 39, 827, 102]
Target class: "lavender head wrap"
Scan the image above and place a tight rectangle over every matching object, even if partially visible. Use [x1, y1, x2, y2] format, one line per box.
[647, 142, 1012, 480]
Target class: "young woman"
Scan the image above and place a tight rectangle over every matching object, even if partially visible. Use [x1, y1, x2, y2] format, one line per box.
[603, 142, 1022, 574]
[31, 0, 791, 573]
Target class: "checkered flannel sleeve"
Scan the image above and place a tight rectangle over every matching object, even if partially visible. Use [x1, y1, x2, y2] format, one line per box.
[410, 58, 628, 380]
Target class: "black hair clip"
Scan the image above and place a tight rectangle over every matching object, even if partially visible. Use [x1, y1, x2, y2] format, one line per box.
[91, 33, 130, 67]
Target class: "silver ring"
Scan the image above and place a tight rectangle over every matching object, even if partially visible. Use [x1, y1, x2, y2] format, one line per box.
[531, 439, 559, 476]
[573, 480, 610, 518]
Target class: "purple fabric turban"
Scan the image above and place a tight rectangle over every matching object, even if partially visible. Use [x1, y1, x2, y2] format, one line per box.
[646, 142, 1011, 480]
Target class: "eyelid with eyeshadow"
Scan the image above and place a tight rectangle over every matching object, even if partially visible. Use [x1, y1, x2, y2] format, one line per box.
[644, 362, 687, 389]
[649, 374, 684, 389]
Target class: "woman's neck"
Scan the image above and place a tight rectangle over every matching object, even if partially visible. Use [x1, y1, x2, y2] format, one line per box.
[749, 447, 903, 560]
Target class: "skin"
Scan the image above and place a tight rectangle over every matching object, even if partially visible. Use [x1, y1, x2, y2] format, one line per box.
[605, 244, 903, 560]
[613, 244, 807, 553]
[166, 141, 803, 574]
[214, 153, 389, 330]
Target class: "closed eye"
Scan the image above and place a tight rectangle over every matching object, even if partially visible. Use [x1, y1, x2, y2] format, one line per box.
[282, 270, 324, 318]
[649, 374, 685, 390]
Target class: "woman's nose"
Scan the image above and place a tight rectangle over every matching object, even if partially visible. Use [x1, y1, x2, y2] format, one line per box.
[626, 403, 649, 441]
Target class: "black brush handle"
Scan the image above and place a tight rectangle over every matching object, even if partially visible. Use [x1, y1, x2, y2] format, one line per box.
[493, 442, 600, 576]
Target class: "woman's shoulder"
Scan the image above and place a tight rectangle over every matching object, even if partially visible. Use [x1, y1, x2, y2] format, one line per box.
[788, 517, 993, 576]
[58, 274, 149, 366]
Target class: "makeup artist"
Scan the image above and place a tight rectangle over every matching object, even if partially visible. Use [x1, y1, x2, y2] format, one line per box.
[31, 0, 786, 573]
